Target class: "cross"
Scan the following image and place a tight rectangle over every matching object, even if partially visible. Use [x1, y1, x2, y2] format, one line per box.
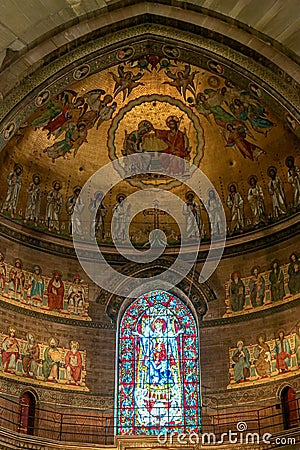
[143, 200, 168, 229]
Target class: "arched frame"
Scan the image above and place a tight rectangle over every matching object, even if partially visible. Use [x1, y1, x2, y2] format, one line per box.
[115, 289, 201, 435]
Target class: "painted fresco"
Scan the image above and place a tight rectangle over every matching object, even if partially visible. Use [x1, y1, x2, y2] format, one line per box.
[224, 253, 300, 317]
[0, 328, 88, 391]
[0, 55, 299, 245]
[227, 327, 300, 389]
[0, 253, 90, 320]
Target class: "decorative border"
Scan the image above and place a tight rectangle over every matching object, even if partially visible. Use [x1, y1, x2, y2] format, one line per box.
[0, 22, 299, 148]
[0, 213, 299, 262]
[107, 93, 204, 189]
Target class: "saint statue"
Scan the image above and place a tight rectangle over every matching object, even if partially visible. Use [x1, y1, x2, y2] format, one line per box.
[1, 164, 23, 218]
[226, 183, 244, 234]
[182, 192, 201, 240]
[112, 194, 131, 242]
[24, 174, 42, 225]
[247, 175, 266, 226]
[267, 166, 286, 218]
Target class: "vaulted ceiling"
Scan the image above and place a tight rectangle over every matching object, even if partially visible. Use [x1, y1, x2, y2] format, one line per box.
[0, 0, 299, 67]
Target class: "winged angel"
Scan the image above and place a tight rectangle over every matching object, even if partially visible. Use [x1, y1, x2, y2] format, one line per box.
[109, 65, 145, 101]
[163, 65, 198, 100]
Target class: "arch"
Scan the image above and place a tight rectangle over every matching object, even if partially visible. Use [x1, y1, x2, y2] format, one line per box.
[281, 386, 299, 429]
[104, 260, 210, 323]
[116, 289, 201, 435]
[18, 391, 37, 435]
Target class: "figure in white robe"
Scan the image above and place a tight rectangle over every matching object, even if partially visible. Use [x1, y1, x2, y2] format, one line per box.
[226, 184, 244, 234]
[89, 191, 107, 240]
[1, 164, 23, 218]
[206, 189, 223, 236]
[24, 174, 42, 224]
[68, 275, 86, 315]
[46, 181, 63, 233]
[66, 186, 84, 236]
[247, 176, 266, 226]
[112, 194, 131, 242]
[267, 167, 286, 218]
[286, 156, 300, 209]
[182, 192, 201, 240]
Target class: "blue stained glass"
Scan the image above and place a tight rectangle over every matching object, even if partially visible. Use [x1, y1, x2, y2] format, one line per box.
[117, 290, 201, 435]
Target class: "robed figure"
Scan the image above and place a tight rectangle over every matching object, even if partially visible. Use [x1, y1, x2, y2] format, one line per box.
[133, 305, 183, 427]
[182, 192, 201, 240]
[155, 116, 190, 175]
[47, 271, 64, 310]
[232, 340, 250, 383]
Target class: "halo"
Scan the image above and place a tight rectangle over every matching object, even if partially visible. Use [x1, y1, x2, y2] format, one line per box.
[32, 173, 41, 183]
[290, 252, 299, 261]
[116, 193, 126, 202]
[248, 175, 258, 185]
[48, 337, 58, 346]
[267, 166, 277, 177]
[228, 182, 238, 192]
[270, 259, 280, 269]
[52, 270, 62, 277]
[285, 155, 295, 167]
[70, 340, 79, 349]
[236, 340, 244, 347]
[251, 265, 261, 275]
[207, 188, 216, 197]
[185, 191, 195, 200]
[26, 332, 35, 341]
[94, 191, 104, 199]
[231, 271, 241, 280]
[73, 185, 81, 193]
[256, 332, 266, 343]
[52, 180, 62, 189]
[14, 163, 23, 173]
[276, 329, 286, 338]
[166, 115, 179, 126]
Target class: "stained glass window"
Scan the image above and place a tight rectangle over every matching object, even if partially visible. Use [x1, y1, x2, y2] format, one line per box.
[117, 290, 201, 435]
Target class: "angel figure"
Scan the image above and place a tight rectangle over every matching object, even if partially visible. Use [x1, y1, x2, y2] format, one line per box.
[224, 124, 265, 161]
[163, 65, 198, 100]
[80, 90, 116, 130]
[193, 90, 237, 128]
[43, 95, 87, 139]
[109, 65, 144, 101]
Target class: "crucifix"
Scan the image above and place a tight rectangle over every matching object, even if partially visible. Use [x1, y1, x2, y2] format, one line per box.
[143, 200, 168, 229]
